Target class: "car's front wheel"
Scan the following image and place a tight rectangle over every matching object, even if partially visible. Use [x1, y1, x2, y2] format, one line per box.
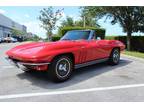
[109, 48, 120, 65]
[48, 55, 73, 82]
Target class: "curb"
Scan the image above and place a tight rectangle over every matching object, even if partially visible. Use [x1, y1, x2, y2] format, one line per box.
[122, 54, 144, 62]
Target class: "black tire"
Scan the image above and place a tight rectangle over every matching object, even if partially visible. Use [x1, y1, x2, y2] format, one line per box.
[108, 48, 120, 65]
[48, 55, 73, 82]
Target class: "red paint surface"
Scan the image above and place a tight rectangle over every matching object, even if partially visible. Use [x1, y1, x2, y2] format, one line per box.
[6, 40, 125, 66]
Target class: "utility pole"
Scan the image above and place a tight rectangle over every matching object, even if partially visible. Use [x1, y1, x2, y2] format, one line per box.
[83, 16, 86, 27]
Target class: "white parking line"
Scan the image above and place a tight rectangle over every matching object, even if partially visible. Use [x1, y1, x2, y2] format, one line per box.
[2, 66, 14, 69]
[0, 83, 144, 100]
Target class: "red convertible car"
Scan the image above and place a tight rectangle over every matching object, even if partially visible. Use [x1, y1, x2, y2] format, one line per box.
[6, 30, 125, 82]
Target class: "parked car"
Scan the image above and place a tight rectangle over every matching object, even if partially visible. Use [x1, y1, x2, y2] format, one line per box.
[0, 37, 2, 43]
[6, 30, 125, 82]
[12, 36, 23, 42]
[4, 37, 11, 43]
[11, 37, 18, 43]
[4, 37, 17, 43]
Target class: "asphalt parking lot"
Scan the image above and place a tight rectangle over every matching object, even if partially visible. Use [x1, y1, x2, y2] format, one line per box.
[0, 42, 144, 102]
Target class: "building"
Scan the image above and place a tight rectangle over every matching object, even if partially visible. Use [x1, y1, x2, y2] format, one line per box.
[0, 13, 27, 39]
[27, 32, 35, 38]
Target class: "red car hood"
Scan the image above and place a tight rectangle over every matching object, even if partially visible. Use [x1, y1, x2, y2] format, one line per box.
[6, 41, 86, 61]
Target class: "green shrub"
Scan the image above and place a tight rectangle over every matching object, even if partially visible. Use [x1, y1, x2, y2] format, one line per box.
[106, 36, 144, 52]
[105, 36, 115, 40]
[24, 37, 40, 42]
[52, 36, 61, 41]
[58, 26, 106, 39]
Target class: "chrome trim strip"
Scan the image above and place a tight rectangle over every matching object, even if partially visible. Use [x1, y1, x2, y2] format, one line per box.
[19, 62, 50, 66]
[75, 58, 108, 69]
[5, 57, 50, 66]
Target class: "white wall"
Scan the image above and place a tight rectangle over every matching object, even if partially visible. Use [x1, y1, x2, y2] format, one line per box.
[0, 30, 3, 38]
[0, 14, 26, 32]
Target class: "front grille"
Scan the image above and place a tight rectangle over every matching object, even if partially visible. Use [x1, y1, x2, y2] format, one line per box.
[8, 56, 35, 63]
[9, 57, 20, 62]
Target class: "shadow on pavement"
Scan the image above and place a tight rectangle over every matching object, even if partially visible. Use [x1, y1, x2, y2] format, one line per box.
[17, 58, 132, 90]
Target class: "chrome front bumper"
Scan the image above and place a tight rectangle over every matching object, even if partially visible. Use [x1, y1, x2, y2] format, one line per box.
[5, 57, 50, 70]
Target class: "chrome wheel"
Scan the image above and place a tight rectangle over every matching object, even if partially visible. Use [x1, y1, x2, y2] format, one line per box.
[112, 49, 120, 64]
[48, 55, 73, 82]
[55, 58, 71, 78]
[108, 48, 120, 65]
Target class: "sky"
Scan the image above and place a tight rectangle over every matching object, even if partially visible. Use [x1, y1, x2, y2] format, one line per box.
[0, 6, 143, 38]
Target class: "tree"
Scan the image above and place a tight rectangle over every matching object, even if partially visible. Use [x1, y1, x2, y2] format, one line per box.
[39, 7, 63, 41]
[80, 7, 100, 27]
[60, 15, 100, 28]
[11, 28, 25, 37]
[74, 20, 83, 27]
[61, 16, 75, 27]
[81, 6, 144, 50]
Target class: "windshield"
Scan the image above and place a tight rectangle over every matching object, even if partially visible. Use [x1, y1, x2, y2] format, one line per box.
[60, 31, 90, 41]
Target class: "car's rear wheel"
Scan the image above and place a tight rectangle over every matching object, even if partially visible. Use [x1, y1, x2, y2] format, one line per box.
[48, 55, 73, 82]
[109, 48, 120, 65]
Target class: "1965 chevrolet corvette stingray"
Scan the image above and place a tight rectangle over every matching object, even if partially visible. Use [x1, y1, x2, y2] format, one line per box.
[6, 30, 125, 82]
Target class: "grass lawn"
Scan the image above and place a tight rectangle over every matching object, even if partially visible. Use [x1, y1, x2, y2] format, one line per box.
[123, 51, 144, 59]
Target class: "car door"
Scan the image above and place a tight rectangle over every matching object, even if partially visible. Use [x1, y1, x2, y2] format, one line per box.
[76, 31, 110, 63]
[86, 40, 105, 60]
[86, 32, 111, 60]
[77, 40, 101, 63]
[94, 40, 111, 59]
[80, 34, 108, 62]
